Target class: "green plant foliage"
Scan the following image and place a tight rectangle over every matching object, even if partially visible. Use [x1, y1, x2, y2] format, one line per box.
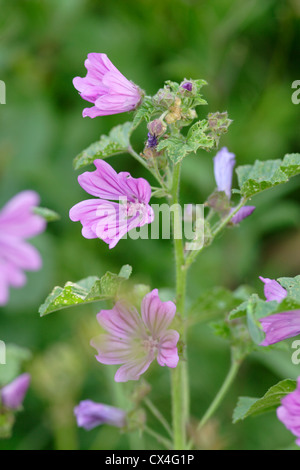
[236, 154, 300, 198]
[233, 379, 297, 423]
[39, 265, 132, 316]
[73, 122, 133, 170]
[0, 344, 31, 387]
[33, 207, 60, 222]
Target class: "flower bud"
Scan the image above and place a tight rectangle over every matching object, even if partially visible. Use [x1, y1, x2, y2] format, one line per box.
[165, 112, 178, 124]
[74, 400, 126, 430]
[147, 119, 167, 137]
[1, 374, 31, 410]
[180, 80, 193, 92]
[153, 88, 174, 107]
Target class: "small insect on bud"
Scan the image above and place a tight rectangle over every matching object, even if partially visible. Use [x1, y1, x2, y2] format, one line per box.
[174, 97, 182, 107]
[146, 132, 158, 148]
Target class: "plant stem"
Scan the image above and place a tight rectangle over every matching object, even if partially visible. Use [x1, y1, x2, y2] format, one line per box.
[104, 366, 144, 450]
[128, 145, 167, 190]
[143, 398, 173, 438]
[170, 163, 189, 449]
[187, 357, 240, 449]
[144, 426, 173, 449]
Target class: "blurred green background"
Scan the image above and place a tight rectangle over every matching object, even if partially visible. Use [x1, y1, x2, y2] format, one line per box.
[0, 0, 299, 450]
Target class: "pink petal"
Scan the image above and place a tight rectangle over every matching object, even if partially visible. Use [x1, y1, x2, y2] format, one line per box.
[91, 334, 136, 365]
[96, 302, 145, 339]
[102, 71, 139, 96]
[213, 147, 236, 198]
[69, 199, 120, 239]
[259, 310, 300, 346]
[77, 160, 131, 200]
[95, 93, 138, 114]
[157, 329, 179, 368]
[0, 191, 46, 238]
[74, 400, 126, 430]
[259, 276, 288, 302]
[4, 261, 27, 287]
[82, 105, 123, 118]
[231, 206, 255, 224]
[114, 355, 154, 382]
[0, 235, 42, 271]
[1, 373, 31, 409]
[85, 53, 119, 78]
[0, 266, 9, 306]
[141, 289, 176, 338]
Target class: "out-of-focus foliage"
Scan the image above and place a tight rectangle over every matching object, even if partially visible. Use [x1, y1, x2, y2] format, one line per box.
[0, 0, 299, 450]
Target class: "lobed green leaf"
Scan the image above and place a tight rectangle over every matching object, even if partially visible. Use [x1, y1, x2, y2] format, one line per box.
[236, 153, 300, 198]
[39, 265, 132, 316]
[73, 122, 133, 170]
[233, 379, 297, 423]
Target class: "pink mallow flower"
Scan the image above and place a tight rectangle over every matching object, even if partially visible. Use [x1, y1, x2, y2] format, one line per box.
[1, 373, 31, 410]
[277, 377, 300, 446]
[259, 310, 300, 346]
[74, 400, 126, 431]
[91, 289, 180, 382]
[259, 276, 288, 303]
[213, 147, 255, 224]
[258, 277, 299, 346]
[213, 147, 236, 199]
[73, 53, 143, 118]
[0, 191, 46, 306]
[69, 159, 154, 249]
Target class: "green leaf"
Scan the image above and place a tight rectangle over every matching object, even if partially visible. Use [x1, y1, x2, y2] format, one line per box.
[157, 119, 215, 164]
[33, 206, 60, 222]
[0, 344, 31, 387]
[118, 264, 132, 280]
[229, 294, 278, 320]
[246, 308, 265, 344]
[39, 265, 132, 316]
[186, 120, 215, 151]
[233, 379, 297, 423]
[156, 135, 190, 164]
[229, 276, 300, 321]
[132, 96, 156, 129]
[73, 122, 133, 170]
[236, 153, 300, 198]
[278, 275, 300, 307]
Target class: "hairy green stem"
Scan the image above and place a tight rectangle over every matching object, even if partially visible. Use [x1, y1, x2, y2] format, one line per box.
[143, 398, 173, 438]
[128, 145, 167, 190]
[170, 163, 189, 449]
[144, 426, 173, 449]
[187, 357, 240, 449]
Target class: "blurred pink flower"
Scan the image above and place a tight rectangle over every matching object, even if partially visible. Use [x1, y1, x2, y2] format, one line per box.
[1, 373, 31, 409]
[91, 289, 179, 382]
[259, 276, 287, 303]
[259, 310, 300, 346]
[73, 53, 142, 118]
[74, 400, 126, 431]
[0, 191, 46, 306]
[213, 147, 255, 223]
[213, 147, 236, 199]
[69, 159, 154, 249]
[277, 377, 300, 446]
